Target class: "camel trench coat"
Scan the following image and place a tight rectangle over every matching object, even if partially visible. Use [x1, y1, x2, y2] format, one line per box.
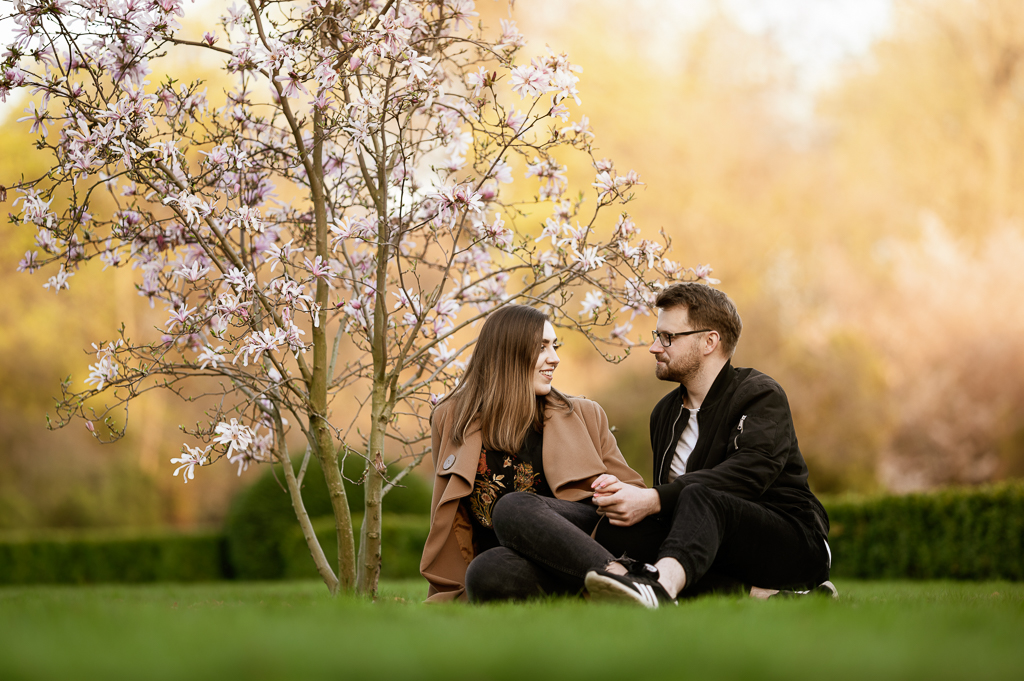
[420, 396, 645, 603]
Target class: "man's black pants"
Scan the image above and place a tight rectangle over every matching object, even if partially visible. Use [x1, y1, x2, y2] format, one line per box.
[465, 484, 830, 602]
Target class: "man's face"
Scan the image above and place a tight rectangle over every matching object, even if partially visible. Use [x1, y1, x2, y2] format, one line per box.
[649, 306, 703, 384]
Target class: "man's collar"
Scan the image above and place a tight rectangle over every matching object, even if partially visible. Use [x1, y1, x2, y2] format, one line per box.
[678, 360, 732, 408]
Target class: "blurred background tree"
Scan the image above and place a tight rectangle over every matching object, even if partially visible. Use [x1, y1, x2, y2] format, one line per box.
[2, 0, 1023, 531]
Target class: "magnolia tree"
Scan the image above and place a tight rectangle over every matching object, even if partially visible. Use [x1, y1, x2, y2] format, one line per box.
[2, 0, 716, 595]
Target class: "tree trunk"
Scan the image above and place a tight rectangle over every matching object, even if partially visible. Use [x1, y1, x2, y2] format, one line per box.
[356, 385, 386, 594]
[318, 420, 357, 591]
[280, 443, 340, 594]
[355, 141, 391, 595]
[309, 103, 357, 592]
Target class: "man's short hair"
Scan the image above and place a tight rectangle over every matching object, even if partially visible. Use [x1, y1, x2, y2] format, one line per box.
[654, 283, 742, 356]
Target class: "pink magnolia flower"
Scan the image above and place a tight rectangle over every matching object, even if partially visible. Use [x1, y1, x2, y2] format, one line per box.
[693, 264, 721, 285]
[166, 303, 198, 332]
[499, 19, 525, 50]
[274, 70, 308, 99]
[17, 101, 49, 137]
[174, 261, 211, 282]
[466, 66, 489, 96]
[304, 255, 336, 288]
[610, 321, 635, 344]
[448, 0, 479, 32]
[593, 171, 616, 199]
[235, 327, 287, 366]
[17, 251, 39, 273]
[509, 64, 550, 99]
[506, 108, 527, 134]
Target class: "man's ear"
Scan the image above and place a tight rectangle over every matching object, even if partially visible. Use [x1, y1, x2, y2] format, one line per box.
[703, 330, 720, 356]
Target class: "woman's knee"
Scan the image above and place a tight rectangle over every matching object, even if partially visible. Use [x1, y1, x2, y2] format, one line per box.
[465, 547, 540, 603]
[491, 491, 541, 534]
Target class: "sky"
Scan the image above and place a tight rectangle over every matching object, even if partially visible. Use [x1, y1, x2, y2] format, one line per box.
[724, 0, 893, 90]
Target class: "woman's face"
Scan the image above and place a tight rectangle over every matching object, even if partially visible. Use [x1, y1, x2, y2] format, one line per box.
[533, 321, 560, 396]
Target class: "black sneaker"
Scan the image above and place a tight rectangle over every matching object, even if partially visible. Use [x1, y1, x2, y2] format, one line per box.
[584, 563, 678, 609]
[758, 580, 839, 600]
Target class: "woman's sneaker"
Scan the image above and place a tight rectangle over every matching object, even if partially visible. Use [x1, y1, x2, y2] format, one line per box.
[585, 563, 678, 609]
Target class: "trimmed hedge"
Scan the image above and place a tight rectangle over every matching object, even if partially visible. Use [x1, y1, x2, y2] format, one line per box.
[281, 514, 428, 580]
[4, 483, 1021, 585]
[0, 528, 228, 585]
[224, 458, 432, 580]
[824, 482, 1024, 580]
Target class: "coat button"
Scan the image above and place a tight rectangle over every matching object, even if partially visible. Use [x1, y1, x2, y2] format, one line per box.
[442, 454, 456, 470]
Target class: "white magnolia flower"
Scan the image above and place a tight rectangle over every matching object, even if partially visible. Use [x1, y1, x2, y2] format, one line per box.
[213, 419, 254, 457]
[171, 446, 209, 484]
[579, 290, 604, 319]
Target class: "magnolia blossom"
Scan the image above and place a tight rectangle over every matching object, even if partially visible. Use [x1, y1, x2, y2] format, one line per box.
[174, 261, 211, 282]
[579, 290, 604, 318]
[572, 244, 607, 272]
[197, 345, 226, 369]
[235, 327, 288, 366]
[171, 446, 209, 484]
[162, 190, 210, 226]
[466, 65, 489, 96]
[213, 419, 254, 457]
[42, 266, 74, 293]
[509, 63, 550, 99]
[304, 255, 337, 287]
[610, 321, 634, 344]
[427, 340, 457, 365]
[166, 303, 197, 332]
[694, 264, 721, 285]
[84, 342, 122, 390]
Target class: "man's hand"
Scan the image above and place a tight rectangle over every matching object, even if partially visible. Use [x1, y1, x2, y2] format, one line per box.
[591, 475, 661, 526]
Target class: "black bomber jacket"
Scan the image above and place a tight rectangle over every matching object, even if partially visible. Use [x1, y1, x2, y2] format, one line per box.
[651, 361, 830, 539]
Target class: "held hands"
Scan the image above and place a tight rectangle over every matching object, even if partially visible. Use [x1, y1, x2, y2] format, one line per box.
[591, 474, 661, 526]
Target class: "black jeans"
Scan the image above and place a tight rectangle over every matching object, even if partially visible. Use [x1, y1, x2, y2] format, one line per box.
[465, 484, 830, 603]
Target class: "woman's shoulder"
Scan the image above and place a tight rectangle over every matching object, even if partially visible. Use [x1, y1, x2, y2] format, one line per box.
[561, 395, 606, 420]
[430, 398, 456, 430]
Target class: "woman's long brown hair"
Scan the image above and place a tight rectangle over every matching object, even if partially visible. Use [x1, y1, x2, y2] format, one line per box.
[440, 305, 571, 452]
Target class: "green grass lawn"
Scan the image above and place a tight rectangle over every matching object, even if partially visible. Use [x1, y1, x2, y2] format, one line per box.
[1, 579, 1021, 681]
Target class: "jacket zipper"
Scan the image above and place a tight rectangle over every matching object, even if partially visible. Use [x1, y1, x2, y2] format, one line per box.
[660, 402, 687, 484]
[733, 414, 747, 449]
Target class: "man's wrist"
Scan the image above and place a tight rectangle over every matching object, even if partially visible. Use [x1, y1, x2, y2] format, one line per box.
[645, 488, 661, 515]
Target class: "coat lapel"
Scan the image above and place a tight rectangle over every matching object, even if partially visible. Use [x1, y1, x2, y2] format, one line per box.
[542, 401, 606, 496]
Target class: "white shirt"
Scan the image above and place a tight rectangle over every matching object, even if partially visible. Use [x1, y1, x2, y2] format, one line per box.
[669, 407, 699, 480]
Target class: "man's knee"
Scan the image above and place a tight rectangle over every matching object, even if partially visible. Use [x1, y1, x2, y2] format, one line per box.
[674, 483, 717, 514]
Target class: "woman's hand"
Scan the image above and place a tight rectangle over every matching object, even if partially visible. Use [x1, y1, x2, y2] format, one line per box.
[591, 474, 620, 493]
[591, 478, 661, 526]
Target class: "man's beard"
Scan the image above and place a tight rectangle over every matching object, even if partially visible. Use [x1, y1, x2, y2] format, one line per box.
[655, 344, 701, 383]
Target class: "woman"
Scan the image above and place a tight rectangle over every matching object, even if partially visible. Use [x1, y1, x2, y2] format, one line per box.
[420, 304, 644, 602]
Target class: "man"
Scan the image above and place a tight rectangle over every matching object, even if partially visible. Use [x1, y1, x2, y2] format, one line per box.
[484, 283, 833, 606]
[582, 282, 834, 606]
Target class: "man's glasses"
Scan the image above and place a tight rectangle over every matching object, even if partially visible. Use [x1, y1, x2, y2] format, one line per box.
[651, 329, 712, 347]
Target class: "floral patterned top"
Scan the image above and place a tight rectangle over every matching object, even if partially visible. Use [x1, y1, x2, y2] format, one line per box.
[467, 427, 552, 553]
